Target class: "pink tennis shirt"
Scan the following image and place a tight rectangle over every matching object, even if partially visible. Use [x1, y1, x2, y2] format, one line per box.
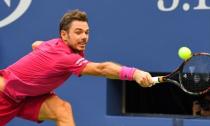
[1, 38, 89, 102]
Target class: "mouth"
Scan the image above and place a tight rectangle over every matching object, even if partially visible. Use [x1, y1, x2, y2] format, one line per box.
[79, 42, 86, 46]
[79, 41, 87, 45]
[78, 42, 87, 49]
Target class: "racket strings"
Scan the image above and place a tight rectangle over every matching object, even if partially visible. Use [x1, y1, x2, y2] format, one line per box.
[180, 55, 210, 93]
[181, 74, 209, 92]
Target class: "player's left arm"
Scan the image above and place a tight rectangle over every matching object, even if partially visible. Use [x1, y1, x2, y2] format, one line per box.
[32, 41, 43, 50]
[81, 62, 154, 87]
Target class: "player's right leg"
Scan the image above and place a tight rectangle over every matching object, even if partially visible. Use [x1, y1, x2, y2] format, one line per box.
[0, 83, 21, 125]
[0, 75, 20, 125]
[0, 92, 17, 125]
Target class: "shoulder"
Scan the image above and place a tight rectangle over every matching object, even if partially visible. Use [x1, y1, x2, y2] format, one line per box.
[44, 38, 60, 45]
[36, 38, 65, 52]
[61, 53, 84, 62]
[58, 53, 88, 67]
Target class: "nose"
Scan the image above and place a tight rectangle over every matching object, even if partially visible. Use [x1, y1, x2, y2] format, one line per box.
[83, 32, 88, 38]
[81, 33, 88, 41]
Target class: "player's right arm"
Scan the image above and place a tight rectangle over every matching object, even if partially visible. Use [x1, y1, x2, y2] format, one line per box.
[32, 41, 43, 50]
[81, 62, 154, 87]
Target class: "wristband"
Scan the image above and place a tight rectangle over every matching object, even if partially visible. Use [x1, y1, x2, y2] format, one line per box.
[119, 66, 136, 81]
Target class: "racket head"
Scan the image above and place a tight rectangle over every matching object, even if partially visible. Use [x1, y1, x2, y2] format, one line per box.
[179, 52, 210, 95]
[163, 53, 210, 95]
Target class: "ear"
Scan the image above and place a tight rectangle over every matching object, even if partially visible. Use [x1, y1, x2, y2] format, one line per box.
[60, 30, 68, 41]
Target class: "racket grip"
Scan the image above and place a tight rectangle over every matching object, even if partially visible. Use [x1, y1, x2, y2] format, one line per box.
[152, 77, 160, 83]
[152, 76, 165, 83]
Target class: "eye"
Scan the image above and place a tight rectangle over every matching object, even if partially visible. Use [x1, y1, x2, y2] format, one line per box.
[85, 31, 89, 35]
[75, 30, 82, 35]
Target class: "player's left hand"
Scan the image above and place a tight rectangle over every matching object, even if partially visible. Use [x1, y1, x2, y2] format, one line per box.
[32, 41, 43, 50]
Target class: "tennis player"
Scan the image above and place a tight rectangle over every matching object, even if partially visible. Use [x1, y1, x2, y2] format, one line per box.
[0, 9, 154, 126]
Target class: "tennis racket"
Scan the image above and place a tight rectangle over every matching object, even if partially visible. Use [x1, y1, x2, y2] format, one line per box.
[152, 52, 210, 95]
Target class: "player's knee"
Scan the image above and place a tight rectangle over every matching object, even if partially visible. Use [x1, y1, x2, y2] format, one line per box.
[63, 101, 72, 114]
[55, 101, 72, 120]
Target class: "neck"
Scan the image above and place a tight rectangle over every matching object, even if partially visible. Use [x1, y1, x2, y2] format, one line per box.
[60, 39, 82, 54]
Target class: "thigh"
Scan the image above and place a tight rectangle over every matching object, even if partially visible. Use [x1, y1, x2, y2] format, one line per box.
[38, 94, 71, 121]
[17, 93, 55, 123]
[0, 91, 20, 125]
[38, 95, 75, 126]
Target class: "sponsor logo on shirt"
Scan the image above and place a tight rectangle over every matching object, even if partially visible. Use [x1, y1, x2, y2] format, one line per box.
[75, 58, 88, 66]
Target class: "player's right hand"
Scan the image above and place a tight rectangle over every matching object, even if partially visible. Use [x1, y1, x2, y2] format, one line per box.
[133, 69, 154, 87]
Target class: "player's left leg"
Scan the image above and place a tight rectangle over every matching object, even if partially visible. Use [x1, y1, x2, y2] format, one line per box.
[17, 93, 75, 126]
[38, 95, 75, 126]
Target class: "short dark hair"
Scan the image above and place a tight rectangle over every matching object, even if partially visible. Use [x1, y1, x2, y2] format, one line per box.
[59, 9, 88, 34]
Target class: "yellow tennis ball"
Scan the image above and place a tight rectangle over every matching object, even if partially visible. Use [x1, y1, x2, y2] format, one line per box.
[178, 47, 192, 60]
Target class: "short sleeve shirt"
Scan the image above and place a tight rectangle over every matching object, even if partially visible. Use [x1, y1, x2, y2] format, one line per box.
[1, 38, 89, 101]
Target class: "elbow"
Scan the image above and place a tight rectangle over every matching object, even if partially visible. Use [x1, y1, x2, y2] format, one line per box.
[97, 62, 119, 78]
[97, 62, 113, 76]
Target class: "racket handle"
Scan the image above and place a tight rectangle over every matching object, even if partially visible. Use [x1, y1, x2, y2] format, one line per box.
[152, 77, 160, 83]
[152, 76, 165, 83]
